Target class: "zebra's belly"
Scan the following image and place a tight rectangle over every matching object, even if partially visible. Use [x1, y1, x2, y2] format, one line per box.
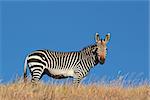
[48, 69, 74, 77]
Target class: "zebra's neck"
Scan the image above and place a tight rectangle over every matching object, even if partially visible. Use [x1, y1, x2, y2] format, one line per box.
[80, 44, 99, 66]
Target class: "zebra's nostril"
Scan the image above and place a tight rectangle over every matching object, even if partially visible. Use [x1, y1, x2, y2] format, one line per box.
[100, 61, 104, 64]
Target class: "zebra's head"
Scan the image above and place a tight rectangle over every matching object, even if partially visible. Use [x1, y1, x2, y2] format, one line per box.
[95, 33, 110, 64]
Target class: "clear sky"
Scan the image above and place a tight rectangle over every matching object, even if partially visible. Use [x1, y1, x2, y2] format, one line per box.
[0, 1, 149, 84]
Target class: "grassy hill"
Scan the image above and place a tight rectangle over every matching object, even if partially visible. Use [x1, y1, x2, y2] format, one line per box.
[0, 80, 149, 100]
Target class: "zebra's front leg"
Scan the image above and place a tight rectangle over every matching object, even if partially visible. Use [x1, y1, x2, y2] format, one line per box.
[73, 71, 83, 86]
[73, 78, 82, 86]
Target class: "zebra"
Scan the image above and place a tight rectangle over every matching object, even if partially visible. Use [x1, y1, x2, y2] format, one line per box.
[23, 33, 110, 85]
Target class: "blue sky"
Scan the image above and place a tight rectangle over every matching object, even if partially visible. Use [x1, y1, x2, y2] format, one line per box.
[0, 1, 149, 83]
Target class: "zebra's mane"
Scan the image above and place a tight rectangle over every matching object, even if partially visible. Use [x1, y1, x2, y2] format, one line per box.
[80, 44, 98, 59]
[81, 44, 97, 51]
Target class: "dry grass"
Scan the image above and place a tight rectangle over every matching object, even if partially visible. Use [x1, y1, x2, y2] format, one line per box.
[0, 80, 149, 100]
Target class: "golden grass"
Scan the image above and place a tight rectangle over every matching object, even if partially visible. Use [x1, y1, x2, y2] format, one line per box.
[0, 81, 149, 100]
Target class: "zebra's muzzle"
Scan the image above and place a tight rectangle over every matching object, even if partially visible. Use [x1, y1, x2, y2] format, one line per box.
[99, 56, 105, 64]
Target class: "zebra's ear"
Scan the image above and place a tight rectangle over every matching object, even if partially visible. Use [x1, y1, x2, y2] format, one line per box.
[105, 33, 110, 44]
[95, 32, 100, 43]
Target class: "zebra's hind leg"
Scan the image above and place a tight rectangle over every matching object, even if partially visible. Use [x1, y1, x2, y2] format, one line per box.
[30, 69, 44, 83]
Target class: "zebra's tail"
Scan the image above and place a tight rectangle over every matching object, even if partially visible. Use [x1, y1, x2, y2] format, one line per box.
[23, 56, 28, 82]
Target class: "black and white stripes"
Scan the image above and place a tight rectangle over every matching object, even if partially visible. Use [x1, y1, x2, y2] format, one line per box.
[23, 33, 110, 85]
